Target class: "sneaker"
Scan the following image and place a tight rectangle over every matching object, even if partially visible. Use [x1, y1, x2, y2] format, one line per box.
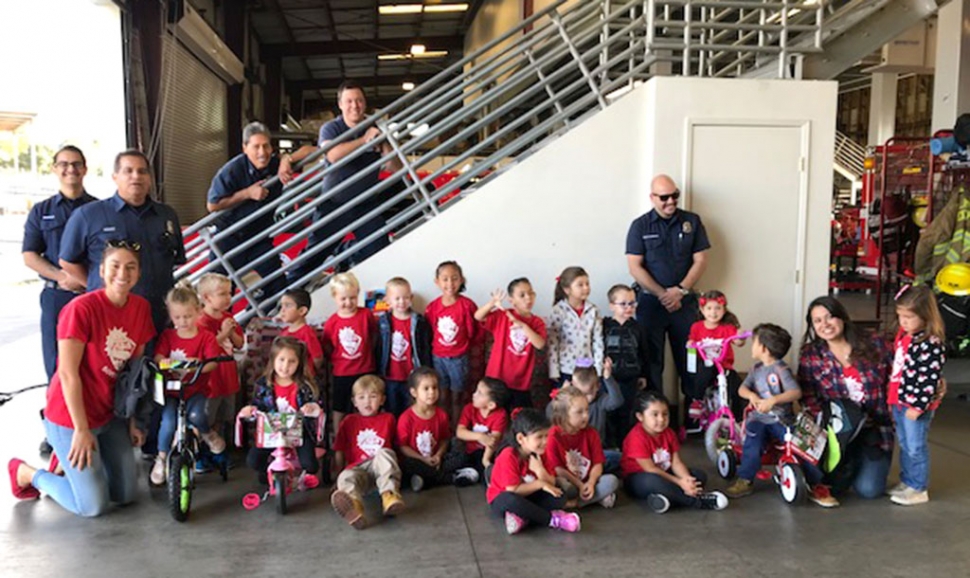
[688, 399, 705, 420]
[194, 459, 212, 475]
[505, 512, 527, 535]
[887, 482, 911, 497]
[698, 491, 729, 511]
[684, 418, 703, 435]
[410, 474, 425, 493]
[331, 490, 366, 529]
[809, 484, 840, 508]
[453, 467, 480, 487]
[600, 492, 617, 509]
[725, 478, 754, 498]
[201, 431, 226, 454]
[150, 456, 166, 486]
[647, 493, 670, 514]
[891, 487, 929, 506]
[548, 510, 581, 532]
[381, 490, 406, 516]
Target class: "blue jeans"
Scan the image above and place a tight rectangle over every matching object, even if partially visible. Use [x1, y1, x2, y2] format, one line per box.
[433, 355, 469, 392]
[385, 380, 410, 417]
[158, 394, 211, 453]
[32, 418, 137, 517]
[738, 419, 822, 485]
[603, 450, 622, 475]
[625, 468, 707, 508]
[893, 405, 934, 491]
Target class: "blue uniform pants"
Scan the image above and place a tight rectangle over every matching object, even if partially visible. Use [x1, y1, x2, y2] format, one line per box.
[637, 293, 698, 410]
[40, 286, 77, 381]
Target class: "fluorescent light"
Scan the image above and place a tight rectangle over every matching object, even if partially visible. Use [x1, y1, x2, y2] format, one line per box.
[379, 4, 422, 14]
[410, 44, 426, 55]
[378, 50, 448, 60]
[402, 82, 416, 91]
[424, 3, 469, 12]
[279, 139, 293, 148]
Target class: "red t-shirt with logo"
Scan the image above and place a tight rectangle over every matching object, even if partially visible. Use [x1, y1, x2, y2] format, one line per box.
[483, 309, 547, 391]
[688, 322, 739, 370]
[323, 309, 377, 376]
[425, 295, 479, 358]
[544, 425, 605, 482]
[155, 328, 223, 399]
[281, 324, 324, 377]
[395, 406, 451, 457]
[333, 412, 396, 469]
[272, 382, 300, 412]
[487, 446, 542, 504]
[620, 425, 680, 478]
[385, 315, 414, 382]
[197, 311, 241, 397]
[458, 403, 508, 454]
[45, 290, 155, 430]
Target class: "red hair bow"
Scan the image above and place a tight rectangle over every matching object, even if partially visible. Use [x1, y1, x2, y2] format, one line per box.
[699, 295, 727, 307]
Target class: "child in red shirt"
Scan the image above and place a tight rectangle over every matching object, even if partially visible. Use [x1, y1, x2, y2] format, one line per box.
[322, 273, 378, 436]
[331, 375, 403, 529]
[621, 391, 727, 513]
[378, 277, 431, 417]
[474, 277, 547, 410]
[686, 290, 744, 429]
[396, 367, 465, 491]
[486, 408, 580, 535]
[279, 288, 325, 378]
[197, 273, 243, 436]
[425, 261, 478, 427]
[455, 378, 509, 481]
[151, 283, 225, 486]
[546, 385, 619, 508]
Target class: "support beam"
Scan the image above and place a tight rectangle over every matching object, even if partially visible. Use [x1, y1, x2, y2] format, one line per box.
[225, 4, 245, 150]
[287, 84, 305, 121]
[263, 56, 282, 128]
[868, 73, 898, 146]
[261, 35, 465, 57]
[291, 73, 441, 92]
[931, 0, 970, 132]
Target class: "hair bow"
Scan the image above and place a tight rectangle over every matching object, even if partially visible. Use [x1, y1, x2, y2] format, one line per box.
[699, 295, 727, 307]
[574, 357, 594, 369]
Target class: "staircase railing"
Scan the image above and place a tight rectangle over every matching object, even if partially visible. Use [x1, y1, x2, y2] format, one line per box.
[834, 129, 867, 180]
[176, 0, 828, 323]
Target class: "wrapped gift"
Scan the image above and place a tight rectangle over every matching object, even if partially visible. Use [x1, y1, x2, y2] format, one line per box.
[256, 412, 304, 448]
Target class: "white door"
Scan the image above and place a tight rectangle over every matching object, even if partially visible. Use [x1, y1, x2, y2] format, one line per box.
[685, 122, 808, 369]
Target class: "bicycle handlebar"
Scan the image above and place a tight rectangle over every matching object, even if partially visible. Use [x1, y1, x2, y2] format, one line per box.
[687, 331, 753, 365]
[157, 355, 236, 389]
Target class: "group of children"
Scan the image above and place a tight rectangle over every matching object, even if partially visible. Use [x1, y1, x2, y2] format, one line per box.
[149, 260, 945, 534]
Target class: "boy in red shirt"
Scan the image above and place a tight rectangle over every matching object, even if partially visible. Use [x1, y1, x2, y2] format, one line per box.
[197, 273, 243, 438]
[279, 288, 325, 377]
[474, 277, 547, 410]
[378, 277, 431, 416]
[455, 377, 509, 479]
[330, 375, 404, 529]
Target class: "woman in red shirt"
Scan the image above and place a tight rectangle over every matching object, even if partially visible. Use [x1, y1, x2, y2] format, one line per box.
[9, 241, 155, 517]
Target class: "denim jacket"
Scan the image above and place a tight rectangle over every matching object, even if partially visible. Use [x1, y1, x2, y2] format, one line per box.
[378, 311, 432, 377]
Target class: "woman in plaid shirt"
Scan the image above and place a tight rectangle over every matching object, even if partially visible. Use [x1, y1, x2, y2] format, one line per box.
[797, 296, 894, 499]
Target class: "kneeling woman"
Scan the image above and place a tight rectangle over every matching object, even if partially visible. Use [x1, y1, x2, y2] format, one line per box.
[9, 241, 154, 517]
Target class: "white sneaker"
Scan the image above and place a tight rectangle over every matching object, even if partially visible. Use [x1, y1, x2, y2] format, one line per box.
[698, 490, 729, 511]
[600, 493, 617, 509]
[891, 487, 929, 506]
[647, 493, 670, 514]
[150, 456, 166, 486]
[887, 482, 910, 497]
[453, 467, 480, 487]
[202, 431, 226, 454]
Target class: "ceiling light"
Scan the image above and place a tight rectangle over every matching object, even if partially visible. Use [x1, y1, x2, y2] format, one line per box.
[424, 3, 469, 12]
[378, 50, 448, 60]
[402, 82, 416, 91]
[410, 44, 426, 55]
[379, 4, 422, 15]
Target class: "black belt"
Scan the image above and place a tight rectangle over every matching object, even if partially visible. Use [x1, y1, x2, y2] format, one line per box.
[42, 280, 77, 293]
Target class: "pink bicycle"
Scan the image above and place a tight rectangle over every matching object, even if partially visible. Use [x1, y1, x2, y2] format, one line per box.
[237, 409, 324, 515]
[686, 331, 751, 471]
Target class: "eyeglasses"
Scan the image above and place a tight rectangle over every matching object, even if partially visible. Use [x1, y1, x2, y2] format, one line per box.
[53, 161, 85, 171]
[106, 239, 141, 252]
[612, 301, 636, 308]
[651, 190, 680, 203]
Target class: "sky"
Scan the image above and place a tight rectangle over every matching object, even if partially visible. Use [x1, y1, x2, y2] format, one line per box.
[0, 0, 127, 175]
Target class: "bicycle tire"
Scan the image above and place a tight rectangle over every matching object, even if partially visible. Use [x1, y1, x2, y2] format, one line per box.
[274, 471, 288, 516]
[168, 452, 193, 522]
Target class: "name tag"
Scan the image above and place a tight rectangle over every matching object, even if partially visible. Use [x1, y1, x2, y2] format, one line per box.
[42, 214, 56, 220]
[102, 226, 117, 233]
[643, 234, 660, 240]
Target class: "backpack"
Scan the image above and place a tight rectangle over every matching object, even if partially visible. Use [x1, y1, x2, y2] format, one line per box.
[114, 356, 160, 430]
[821, 399, 867, 473]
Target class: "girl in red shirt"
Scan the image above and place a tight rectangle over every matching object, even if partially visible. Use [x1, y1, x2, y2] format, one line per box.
[395, 367, 461, 491]
[475, 278, 547, 411]
[486, 408, 580, 535]
[151, 283, 225, 485]
[622, 391, 728, 513]
[545, 386, 619, 508]
[686, 290, 744, 429]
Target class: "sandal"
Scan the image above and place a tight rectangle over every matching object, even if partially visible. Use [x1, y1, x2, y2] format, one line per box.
[8, 458, 40, 500]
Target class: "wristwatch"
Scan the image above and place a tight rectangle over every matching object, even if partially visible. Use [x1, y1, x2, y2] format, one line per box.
[675, 284, 689, 295]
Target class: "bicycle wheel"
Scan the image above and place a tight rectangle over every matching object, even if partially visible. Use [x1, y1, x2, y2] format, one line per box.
[704, 417, 733, 465]
[168, 452, 193, 522]
[274, 471, 288, 515]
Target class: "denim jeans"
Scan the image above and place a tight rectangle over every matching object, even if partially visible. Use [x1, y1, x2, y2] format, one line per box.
[385, 380, 410, 417]
[736, 418, 822, 485]
[32, 418, 137, 517]
[433, 355, 469, 392]
[603, 450, 622, 475]
[158, 394, 211, 453]
[893, 405, 934, 491]
[559, 473, 620, 507]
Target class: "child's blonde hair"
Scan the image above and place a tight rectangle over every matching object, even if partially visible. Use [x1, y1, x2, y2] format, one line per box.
[197, 272, 231, 297]
[895, 285, 946, 343]
[264, 336, 318, 398]
[165, 279, 201, 309]
[352, 374, 386, 397]
[386, 276, 411, 294]
[549, 385, 586, 427]
[330, 272, 360, 296]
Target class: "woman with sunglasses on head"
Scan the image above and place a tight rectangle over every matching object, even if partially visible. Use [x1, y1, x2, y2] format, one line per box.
[9, 240, 155, 517]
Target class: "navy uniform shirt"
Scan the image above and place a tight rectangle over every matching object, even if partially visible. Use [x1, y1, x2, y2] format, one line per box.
[207, 153, 282, 238]
[318, 116, 381, 204]
[59, 193, 186, 306]
[625, 208, 710, 289]
[22, 191, 97, 282]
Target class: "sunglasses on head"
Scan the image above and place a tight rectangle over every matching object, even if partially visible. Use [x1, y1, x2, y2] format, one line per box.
[652, 190, 680, 203]
[106, 239, 141, 252]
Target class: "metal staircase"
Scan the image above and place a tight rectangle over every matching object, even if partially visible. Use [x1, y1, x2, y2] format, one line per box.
[174, 0, 940, 322]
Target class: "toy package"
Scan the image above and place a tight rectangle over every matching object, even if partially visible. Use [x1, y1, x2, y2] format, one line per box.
[790, 411, 827, 465]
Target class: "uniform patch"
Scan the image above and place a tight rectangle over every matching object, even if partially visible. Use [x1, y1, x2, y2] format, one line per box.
[682, 221, 692, 234]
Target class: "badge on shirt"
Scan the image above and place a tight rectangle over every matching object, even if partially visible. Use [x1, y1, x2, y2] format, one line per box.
[682, 221, 692, 234]
[768, 373, 780, 388]
[167, 220, 175, 235]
